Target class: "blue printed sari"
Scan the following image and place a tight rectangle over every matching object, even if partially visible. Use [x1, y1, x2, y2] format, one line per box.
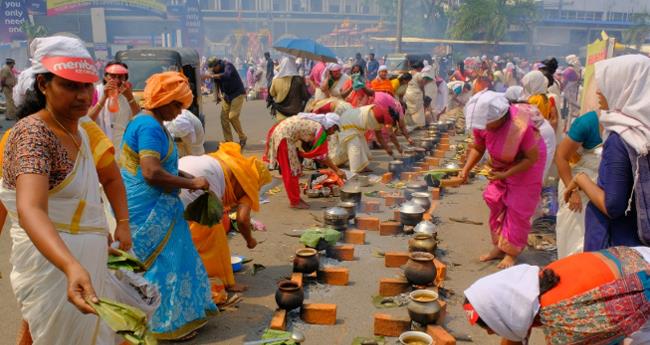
[120, 114, 216, 339]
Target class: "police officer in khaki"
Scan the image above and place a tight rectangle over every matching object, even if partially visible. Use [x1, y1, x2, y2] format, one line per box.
[0, 58, 17, 120]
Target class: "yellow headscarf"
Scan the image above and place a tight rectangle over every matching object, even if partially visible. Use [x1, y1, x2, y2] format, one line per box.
[143, 71, 193, 110]
[210, 143, 271, 212]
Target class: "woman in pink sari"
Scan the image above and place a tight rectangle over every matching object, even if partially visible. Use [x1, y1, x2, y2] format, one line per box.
[460, 91, 546, 268]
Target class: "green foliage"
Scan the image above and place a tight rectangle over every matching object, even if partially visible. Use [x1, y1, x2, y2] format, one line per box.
[20, 21, 48, 41]
[449, 0, 538, 43]
[366, 0, 449, 37]
[623, 12, 650, 49]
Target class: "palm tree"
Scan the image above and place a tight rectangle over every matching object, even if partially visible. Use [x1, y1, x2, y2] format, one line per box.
[20, 20, 48, 45]
[624, 12, 650, 50]
[449, 0, 538, 44]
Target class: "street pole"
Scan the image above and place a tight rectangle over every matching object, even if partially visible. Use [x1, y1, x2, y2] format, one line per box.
[396, 0, 404, 53]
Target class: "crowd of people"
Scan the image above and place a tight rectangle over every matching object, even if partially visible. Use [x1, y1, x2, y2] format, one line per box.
[0, 32, 649, 345]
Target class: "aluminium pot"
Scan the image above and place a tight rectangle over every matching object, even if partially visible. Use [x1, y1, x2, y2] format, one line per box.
[399, 202, 425, 226]
[337, 201, 357, 221]
[388, 160, 404, 179]
[410, 192, 432, 212]
[324, 207, 349, 230]
[404, 252, 437, 286]
[275, 280, 304, 311]
[340, 185, 362, 204]
[404, 181, 428, 200]
[414, 148, 426, 162]
[414, 220, 437, 237]
[407, 289, 442, 325]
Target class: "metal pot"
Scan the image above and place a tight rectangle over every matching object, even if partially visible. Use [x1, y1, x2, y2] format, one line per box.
[416, 138, 435, 152]
[414, 148, 426, 162]
[293, 248, 320, 273]
[407, 289, 442, 325]
[404, 181, 428, 200]
[443, 161, 460, 176]
[414, 220, 437, 237]
[337, 201, 357, 221]
[410, 192, 431, 212]
[324, 207, 349, 230]
[275, 280, 304, 311]
[402, 153, 416, 168]
[408, 233, 437, 254]
[388, 160, 403, 180]
[350, 174, 371, 187]
[400, 202, 425, 226]
[340, 185, 362, 204]
[404, 252, 437, 285]
[306, 189, 320, 198]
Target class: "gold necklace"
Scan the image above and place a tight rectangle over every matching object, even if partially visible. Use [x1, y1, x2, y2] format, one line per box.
[46, 108, 81, 151]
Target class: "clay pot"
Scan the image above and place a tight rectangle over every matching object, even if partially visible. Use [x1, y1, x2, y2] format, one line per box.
[408, 233, 437, 254]
[404, 252, 437, 286]
[293, 248, 319, 274]
[407, 289, 442, 325]
[275, 280, 304, 311]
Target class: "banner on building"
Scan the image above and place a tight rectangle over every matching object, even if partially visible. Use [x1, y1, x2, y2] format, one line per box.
[181, 0, 203, 51]
[0, 1, 29, 43]
[47, 0, 166, 16]
[580, 31, 615, 114]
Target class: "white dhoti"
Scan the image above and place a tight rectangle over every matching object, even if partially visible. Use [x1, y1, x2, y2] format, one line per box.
[556, 148, 601, 258]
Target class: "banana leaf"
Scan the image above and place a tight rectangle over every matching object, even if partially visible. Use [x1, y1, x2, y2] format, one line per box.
[299, 227, 341, 248]
[87, 298, 157, 345]
[108, 249, 145, 272]
[261, 329, 296, 345]
[184, 191, 223, 227]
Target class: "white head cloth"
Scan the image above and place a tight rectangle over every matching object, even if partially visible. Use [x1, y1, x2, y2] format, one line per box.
[320, 63, 342, 82]
[464, 90, 510, 131]
[566, 54, 581, 67]
[274, 56, 299, 79]
[504, 86, 525, 102]
[596, 54, 650, 156]
[14, 36, 93, 107]
[297, 112, 340, 129]
[464, 264, 540, 342]
[378, 65, 388, 72]
[521, 70, 548, 97]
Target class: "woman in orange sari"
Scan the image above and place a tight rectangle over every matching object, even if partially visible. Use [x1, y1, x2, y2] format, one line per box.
[341, 63, 374, 107]
[179, 143, 271, 298]
[370, 65, 394, 95]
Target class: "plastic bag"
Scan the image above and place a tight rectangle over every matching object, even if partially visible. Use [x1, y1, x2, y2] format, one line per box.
[108, 269, 161, 321]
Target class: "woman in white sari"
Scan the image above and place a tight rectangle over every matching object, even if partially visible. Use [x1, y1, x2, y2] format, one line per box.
[1, 36, 132, 345]
[330, 104, 399, 173]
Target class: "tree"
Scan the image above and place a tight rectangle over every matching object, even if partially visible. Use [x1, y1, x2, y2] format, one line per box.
[20, 21, 48, 45]
[624, 12, 650, 50]
[366, 0, 448, 37]
[449, 0, 538, 44]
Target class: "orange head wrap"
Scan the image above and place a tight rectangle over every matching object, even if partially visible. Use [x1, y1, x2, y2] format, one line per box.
[143, 71, 193, 110]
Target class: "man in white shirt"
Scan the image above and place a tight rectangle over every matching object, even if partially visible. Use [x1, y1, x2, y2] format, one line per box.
[165, 109, 205, 157]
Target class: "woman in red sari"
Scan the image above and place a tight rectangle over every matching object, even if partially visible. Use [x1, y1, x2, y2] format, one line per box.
[341, 64, 374, 107]
[264, 114, 345, 209]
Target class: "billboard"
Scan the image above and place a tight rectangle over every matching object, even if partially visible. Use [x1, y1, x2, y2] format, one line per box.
[0, 1, 28, 43]
[580, 32, 615, 115]
[47, 0, 166, 16]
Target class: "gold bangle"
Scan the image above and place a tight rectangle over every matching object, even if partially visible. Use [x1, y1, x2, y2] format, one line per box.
[117, 218, 129, 223]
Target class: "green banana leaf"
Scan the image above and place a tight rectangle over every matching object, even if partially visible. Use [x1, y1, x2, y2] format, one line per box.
[88, 298, 157, 345]
[184, 191, 223, 227]
[299, 227, 341, 248]
[108, 249, 146, 272]
[261, 329, 296, 345]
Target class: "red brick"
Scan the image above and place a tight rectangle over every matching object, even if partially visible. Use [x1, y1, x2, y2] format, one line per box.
[393, 209, 401, 221]
[328, 244, 355, 261]
[427, 325, 456, 345]
[379, 277, 411, 296]
[373, 313, 411, 337]
[301, 303, 337, 325]
[384, 251, 410, 267]
[363, 200, 381, 213]
[431, 188, 441, 200]
[344, 229, 366, 245]
[378, 190, 391, 198]
[423, 213, 432, 221]
[319, 267, 349, 286]
[434, 258, 447, 284]
[401, 172, 416, 181]
[356, 216, 380, 231]
[439, 143, 450, 151]
[412, 167, 423, 173]
[426, 157, 440, 166]
[290, 272, 303, 288]
[441, 177, 463, 188]
[434, 150, 445, 158]
[269, 309, 287, 330]
[427, 201, 439, 215]
[441, 133, 450, 139]
[385, 194, 404, 207]
[379, 221, 402, 236]
[381, 172, 393, 183]
[440, 137, 450, 145]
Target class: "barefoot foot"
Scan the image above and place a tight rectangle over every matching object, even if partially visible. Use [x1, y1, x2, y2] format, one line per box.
[479, 246, 505, 262]
[496, 255, 517, 269]
[290, 200, 310, 209]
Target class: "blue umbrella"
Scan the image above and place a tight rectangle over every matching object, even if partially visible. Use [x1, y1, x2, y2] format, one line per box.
[273, 38, 337, 63]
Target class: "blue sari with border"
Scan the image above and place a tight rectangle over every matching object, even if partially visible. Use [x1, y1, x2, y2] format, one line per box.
[120, 114, 216, 339]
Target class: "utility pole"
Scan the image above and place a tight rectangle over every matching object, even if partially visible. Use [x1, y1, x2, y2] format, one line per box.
[396, 0, 404, 53]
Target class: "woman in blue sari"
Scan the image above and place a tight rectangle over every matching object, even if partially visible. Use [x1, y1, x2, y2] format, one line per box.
[120, 71, 216, 340]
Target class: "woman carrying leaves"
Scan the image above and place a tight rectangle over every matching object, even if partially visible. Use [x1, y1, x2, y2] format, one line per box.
[179, 143, 271, 297]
